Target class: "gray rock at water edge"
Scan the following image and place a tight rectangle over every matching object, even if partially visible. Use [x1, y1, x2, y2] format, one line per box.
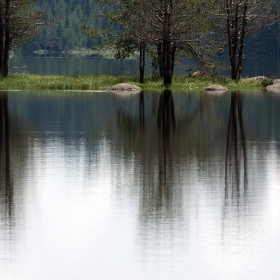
[266, 83, 280, 93]
[108, 83, 142, 94]
[192, 71, 209, 78]
[204, 85, 228, 92]
[246, 76, 268, 81]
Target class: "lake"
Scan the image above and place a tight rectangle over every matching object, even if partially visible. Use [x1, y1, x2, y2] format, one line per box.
[9, 56, 280, 77]
[0, 89, 280, 280]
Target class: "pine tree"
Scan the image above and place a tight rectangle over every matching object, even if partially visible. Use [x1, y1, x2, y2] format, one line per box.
[0, 0, 45, 76]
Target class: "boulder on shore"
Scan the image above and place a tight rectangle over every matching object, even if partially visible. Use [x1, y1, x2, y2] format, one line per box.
[204, 85, 228, 93]
[246, 76, 268, 81]
[266, 83, 280, 93]
[192, 71, 209, 78]
[108, 83, 142, 95]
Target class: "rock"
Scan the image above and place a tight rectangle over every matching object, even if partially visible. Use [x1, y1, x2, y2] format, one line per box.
[204, 85, 228, 93]
[192, 71, 201, 77]
[108, 83, 142, 95]
[266, 83, 280, 93]
[246, 76, 268, 81]
[192, 71, 209, 78]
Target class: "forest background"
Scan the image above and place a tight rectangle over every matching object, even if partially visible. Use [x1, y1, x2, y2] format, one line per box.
[19, 0, 280, 63]
[21, 0, 117, 57]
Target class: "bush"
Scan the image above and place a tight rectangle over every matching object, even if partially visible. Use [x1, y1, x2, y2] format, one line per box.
[261, 78, 273, 87]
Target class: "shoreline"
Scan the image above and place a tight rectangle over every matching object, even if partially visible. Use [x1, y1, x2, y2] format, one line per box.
[0, 74, 273, 91]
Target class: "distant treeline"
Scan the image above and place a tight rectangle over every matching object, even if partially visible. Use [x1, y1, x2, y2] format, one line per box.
[21, 0, 280, 61]
[21, 0, 116, 56]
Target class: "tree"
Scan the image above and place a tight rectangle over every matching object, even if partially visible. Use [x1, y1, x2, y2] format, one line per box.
[85, 0, 215, 86]
[214, 0, 280, 80]
[83, 0, 150, 83]
[145, 0, 215, 85]
[0, 0, 45, 77]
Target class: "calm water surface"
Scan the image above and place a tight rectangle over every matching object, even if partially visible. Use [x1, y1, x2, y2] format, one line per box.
[9, 56, 280, 77]
[0, 90, 280, 280]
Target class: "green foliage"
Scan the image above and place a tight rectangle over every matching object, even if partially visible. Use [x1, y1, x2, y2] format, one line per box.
[114, 35, 137, 60]
[17, 0, 280, 68]
[261, 78, 274, 87]
[22, 0, 111, 54]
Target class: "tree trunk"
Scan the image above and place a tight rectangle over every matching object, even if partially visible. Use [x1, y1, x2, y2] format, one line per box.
[3, 0, 10, 77]
[162, 4, 172, 86]
[226, 1, 248, 80]
[163, 39, 172, 86]
[0, 1, 4, 75]
[157, 43, 164, 78]
[139, 41, 146, 83]
[171, 43, 176, 77]
[236, 4, 248, 80]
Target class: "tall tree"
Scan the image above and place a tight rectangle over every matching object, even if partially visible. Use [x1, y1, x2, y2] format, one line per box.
[84, 0, 150, 83]
[0, 0, 45, 76]
[85, 0, 215, 85]
[214, 0, 280, 80]
[144, 0, 216, 85]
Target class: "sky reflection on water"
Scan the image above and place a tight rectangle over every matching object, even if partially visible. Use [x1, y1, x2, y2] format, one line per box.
[0, 90, 280, 279]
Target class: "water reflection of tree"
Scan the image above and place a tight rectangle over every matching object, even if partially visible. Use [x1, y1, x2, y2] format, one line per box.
[0, 93, 13, 223]
[225, 91, 248, 196]
[0, 92, 31, 230]
[156, 90, 176, 205]
[112, 90, 227, 217]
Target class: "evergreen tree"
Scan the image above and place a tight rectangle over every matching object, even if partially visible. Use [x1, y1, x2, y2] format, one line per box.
[0, 0, 45, 76]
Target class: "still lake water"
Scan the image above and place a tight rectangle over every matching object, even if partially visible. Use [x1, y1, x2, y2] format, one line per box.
[0, 89, 280, 279]
[9, 56, 280, 77]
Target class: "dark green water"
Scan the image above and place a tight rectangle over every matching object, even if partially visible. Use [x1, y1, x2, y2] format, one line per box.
[9, 56, 280, 77]
[0, 90, 280, 280]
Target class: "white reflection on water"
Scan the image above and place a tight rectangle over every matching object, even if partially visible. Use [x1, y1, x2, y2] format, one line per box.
[0, 91, 280, 280]
[1, 139, 279, 280]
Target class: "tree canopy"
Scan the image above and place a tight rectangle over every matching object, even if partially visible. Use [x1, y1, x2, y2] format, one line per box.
[0, 0, 45, 76]
[213, 0, 280, 80]
[84, 0, 216, 85]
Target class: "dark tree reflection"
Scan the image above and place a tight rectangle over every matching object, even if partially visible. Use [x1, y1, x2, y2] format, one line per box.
[139, 91, 145, 130]
[111, 90, 228, 227]
[0, 92, 13, 223]
[157, 90, 176, 196]
[225, 91, 248, 196]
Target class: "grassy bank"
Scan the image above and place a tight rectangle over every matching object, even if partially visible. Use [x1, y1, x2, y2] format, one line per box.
[0, 74, 270, 91]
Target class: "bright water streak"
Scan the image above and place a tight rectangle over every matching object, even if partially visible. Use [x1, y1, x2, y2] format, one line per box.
[0, 90, 280, 280]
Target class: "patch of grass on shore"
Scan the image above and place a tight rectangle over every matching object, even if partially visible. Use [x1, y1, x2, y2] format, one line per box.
[0, 74, 268, 91]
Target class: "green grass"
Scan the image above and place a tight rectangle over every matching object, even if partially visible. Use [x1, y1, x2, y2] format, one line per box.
[0, 74, 270, 91]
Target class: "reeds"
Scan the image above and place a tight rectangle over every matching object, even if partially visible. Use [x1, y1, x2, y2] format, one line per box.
[0, 74, 267, 91]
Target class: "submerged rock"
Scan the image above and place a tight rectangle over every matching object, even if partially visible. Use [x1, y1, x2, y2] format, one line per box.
[267, 83, 280, 93]
[204, 85, 228, 92]
[108, 83, 142, 95]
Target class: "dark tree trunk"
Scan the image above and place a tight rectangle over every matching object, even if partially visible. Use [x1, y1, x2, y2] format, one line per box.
[162, 2, 173, 86]
[171, 43, 176, 77]
[0, 1, 4, 75]
[162, 39, 172, 86]
[139, 41, 146, 83]
[236, 4, 248, 80]
[227, 2, 248, 80]
[157, 43, 164, 78]
[3, 0, 10, 77]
